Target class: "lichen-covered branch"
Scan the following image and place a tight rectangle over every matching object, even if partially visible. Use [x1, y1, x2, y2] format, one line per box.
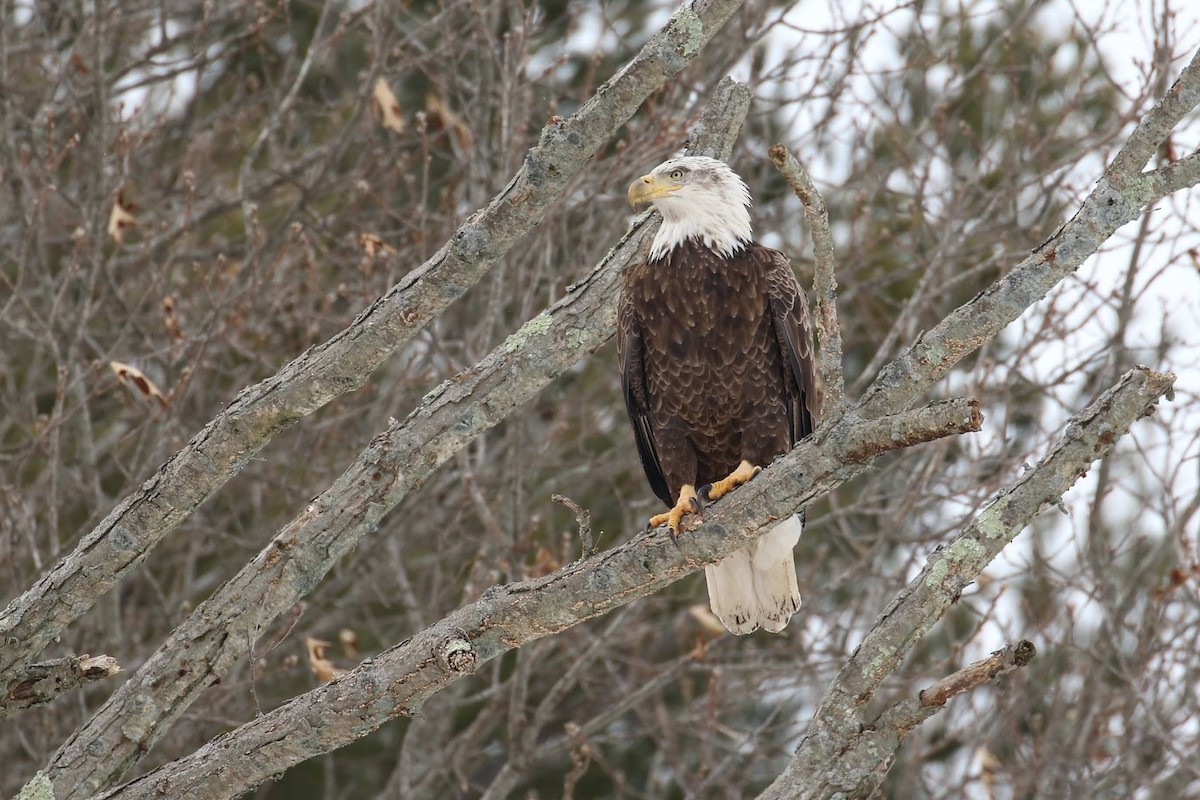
[1106, 46, 1200, 184]
[1, 655, 121, 718]
[917, 640, 1037, 709]
[84, 399, 982, 800]
[1147, 148, 1200, 199]
[755, 368, 1175, 800]
[0, 0, 748, 686]
[770, 640, 1038, 800]
[856, 46, 1200, 420]
[768, 143, 845, 415]
[40, 77, 753, 800]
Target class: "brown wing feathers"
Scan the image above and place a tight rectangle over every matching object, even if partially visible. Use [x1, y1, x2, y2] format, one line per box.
[618, 241, 817, 504]
[617, 298, 672, 506]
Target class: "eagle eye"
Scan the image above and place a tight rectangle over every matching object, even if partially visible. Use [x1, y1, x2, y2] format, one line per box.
[667, 168, 686, 180]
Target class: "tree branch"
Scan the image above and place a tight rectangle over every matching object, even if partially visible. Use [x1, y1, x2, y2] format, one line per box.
[768, 143, 845, 415]
[770, 641, 1038, 800]
[1, 655, 121, 718]
[0, 0, 748, 686]
[856, 47, 1200, 420]
[1147, 148, 1200, 200]
[917, 640, 1037, 709]
[755, 367, 1175, 800]
[1106, 46, 1200, 184]
[85, 399, 982, 800]
[38, 77, 755, 799]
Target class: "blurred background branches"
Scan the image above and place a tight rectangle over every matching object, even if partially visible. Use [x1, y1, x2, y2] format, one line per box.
[2, 0, 1199, 798]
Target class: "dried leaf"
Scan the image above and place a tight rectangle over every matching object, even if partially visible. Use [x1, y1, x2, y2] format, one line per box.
[425, 92, 474, 151]
[978, 746, 1001, 799]
[338, 628, 360, 659]
[687, 604, 727, 639]
[371, 78, 406, 133]
[305, 636, 343, 683]
[358, 233, 396, 260]
[109, 361, 169, 410]
[107, 193, 138, 243]
[162, 295, 183, 341]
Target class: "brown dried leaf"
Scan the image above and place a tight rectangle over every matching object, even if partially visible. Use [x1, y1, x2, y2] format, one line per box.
[425, 92, 474, 151]
[530, 545, 560, 578]
[305, 636, 342, 683]
[107, 193, 138, 243]
[687, 604, 727, 639]
[109, 361, 169, 410]
[358, 233, 396, 260]
[371, 78, 406, 133]
[978, 745, 1001, 799]
[162, 295, 183, 341]
[338, 628, 360, 659]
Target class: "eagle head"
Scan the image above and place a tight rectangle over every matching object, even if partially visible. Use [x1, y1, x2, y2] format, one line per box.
[627, 155, 752, 260]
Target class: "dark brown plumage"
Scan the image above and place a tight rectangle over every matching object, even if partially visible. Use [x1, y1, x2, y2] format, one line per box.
[618, 240, 818, 505]
[618, 155, 819, 634]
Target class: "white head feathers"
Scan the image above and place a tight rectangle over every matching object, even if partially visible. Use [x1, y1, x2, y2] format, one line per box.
[627, 156, 753, 260]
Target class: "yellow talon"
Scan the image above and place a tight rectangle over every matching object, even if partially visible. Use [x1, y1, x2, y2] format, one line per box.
[649, 484, 700, 538]
[701, 460, 762, 503]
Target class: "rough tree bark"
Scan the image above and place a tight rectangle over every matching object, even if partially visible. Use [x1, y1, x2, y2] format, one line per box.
[1, 656, 120, 719]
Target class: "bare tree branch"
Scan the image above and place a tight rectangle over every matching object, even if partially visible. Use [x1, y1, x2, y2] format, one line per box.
[857, 47, 1200, 420]
[1106, 46, 1200, 184]
[1, 655, 121, 718]
[38, 77, 755, 799]
[756, 367, 1176, 800]
[917, 640, 1037, 709]
[772, 641, 1038, 800]
[85, 399, 983, 800]
[769, 143, 845, 415]
[1147, 149, 1200, 199]
[0, 0, 749, 687]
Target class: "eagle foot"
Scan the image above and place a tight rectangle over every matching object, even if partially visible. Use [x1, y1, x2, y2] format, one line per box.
[648, 484, 701, 540]
[699, 460, 762, 504]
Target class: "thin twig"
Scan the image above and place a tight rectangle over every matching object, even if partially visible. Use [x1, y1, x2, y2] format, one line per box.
[552, 494, 594, 557]
[769, 143, 845, 415]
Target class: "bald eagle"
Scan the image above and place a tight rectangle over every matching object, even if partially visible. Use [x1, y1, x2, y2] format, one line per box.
[619, 156, 820, 635]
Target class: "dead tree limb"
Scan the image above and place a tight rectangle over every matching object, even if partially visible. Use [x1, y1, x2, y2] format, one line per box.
[769, 143, 845, 415]
[1, 655, 121, 718]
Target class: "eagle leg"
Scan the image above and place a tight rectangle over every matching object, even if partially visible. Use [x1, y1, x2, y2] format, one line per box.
[699, 460, 762, 504]
[648, 484, 701, 540]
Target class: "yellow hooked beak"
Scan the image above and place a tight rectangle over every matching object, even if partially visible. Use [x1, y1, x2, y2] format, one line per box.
[627, 173, 680, 209]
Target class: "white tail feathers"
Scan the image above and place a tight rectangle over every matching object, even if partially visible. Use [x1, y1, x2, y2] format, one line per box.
[704, 514, 803, 635]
